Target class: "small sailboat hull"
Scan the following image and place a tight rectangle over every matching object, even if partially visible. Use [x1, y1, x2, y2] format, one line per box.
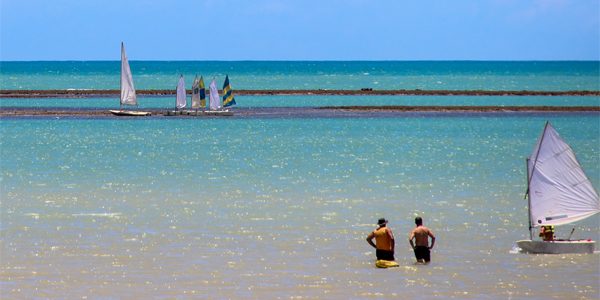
[110, 110, 151, 116]
[205, 110, 234, 116]
[516, 240, 595, 254]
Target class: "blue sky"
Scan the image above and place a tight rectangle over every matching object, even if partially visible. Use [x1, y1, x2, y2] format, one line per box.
[1, 0, 598, 61]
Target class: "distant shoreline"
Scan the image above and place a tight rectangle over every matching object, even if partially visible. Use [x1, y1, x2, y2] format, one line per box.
[1, 89, 599, 98]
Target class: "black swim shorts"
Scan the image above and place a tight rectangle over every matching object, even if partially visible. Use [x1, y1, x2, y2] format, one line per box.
[376, 249, 395, 261]
[414, 246, 430, 262]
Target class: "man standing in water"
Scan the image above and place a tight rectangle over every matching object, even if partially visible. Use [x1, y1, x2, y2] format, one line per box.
[409, 217, 436, 263]
[366, 218, 395, 261]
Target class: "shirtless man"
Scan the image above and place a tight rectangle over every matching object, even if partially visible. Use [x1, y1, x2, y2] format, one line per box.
[409, 217, 436, 263]
[366, 218, 395, 261]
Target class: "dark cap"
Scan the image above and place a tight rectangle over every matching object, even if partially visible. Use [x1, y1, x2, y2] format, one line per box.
[377, 218, 388, 225]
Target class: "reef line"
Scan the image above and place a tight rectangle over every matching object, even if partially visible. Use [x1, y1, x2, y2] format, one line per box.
[1, 89, 598, 98]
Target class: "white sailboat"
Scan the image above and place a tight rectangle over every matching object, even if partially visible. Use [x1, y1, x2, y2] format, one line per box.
[208, 77, 220, 111]
[110, 43, 150, 116]
[175, 75, 187, 111]
[516, 121, 599, 254]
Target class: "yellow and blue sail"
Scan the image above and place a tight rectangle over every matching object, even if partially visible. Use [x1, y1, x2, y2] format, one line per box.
[199, 76, 206, 107]
[222, 75, 236, 107]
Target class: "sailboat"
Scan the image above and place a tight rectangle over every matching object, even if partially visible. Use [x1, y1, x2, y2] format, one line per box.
[191, 76, 202, 109]
[110, 43, 151, 116]
[208, 77, 220, 111]
[516, 121, 599, 254]
[222, 74, 236, 108]
[188, 75, 206, 116]
[175, 75, 187, 111]
[206, 77, 234, 116]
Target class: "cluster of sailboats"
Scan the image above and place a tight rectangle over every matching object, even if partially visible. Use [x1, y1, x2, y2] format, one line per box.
[110, 43, 235, 117]
[165, 74, 235, 116]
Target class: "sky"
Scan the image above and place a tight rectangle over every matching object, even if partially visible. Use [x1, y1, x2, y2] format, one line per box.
[1, 0, 599, 61]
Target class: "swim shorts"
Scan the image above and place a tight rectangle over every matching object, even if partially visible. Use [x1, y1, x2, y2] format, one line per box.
[414, 246, 430, 262]
[376, 249, 395, 261]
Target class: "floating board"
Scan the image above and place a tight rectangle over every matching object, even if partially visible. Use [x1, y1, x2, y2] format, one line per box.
[375, 260, 399, 268]
[110, 110, 151, 116]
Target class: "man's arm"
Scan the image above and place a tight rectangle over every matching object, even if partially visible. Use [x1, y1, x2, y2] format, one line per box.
[428, 230, 436, 249]
[409, 229, 415, 249]
[386, 228, 395, 252]
[366, 231, 376, 248]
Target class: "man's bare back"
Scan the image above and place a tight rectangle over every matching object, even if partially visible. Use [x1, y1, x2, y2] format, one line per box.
[410, 226, 434, 247]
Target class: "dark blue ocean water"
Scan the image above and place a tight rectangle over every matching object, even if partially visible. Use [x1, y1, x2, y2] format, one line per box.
[2, 61, 599, 91]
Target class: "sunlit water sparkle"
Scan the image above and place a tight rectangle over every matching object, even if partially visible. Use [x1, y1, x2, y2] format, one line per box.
[2, 115, 598, 299]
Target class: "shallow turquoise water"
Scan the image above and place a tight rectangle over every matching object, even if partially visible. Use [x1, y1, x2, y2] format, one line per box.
[2, 115, 598, 298]
[2, 95, 599, 109]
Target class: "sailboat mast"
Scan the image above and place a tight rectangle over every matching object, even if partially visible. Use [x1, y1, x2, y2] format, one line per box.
[120, 43, 123, 110]
[524, 120, 549, 241]
[526, 157, 533, 240]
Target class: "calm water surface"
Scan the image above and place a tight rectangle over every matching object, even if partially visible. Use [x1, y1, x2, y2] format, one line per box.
[2, 115, 598, 299]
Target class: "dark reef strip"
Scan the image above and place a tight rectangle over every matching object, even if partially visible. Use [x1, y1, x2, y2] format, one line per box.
[1, 89, 598, 98]
[317, 106, 600, 112]
[1, 106, 598, 116]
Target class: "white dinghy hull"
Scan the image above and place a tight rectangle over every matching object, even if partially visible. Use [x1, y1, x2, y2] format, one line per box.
[205, 110, 234, 116]
[516, 240, 595, 254]
[110, 110, 151, 116]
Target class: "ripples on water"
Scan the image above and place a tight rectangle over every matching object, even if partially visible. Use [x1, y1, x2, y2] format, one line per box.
[1, 115, 599, 298]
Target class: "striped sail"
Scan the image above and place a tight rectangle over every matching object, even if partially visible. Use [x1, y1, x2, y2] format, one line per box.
[222, 74, 236, 107]
[191, 75, 200, 109]
[199, 76, 206, 108]
[527, 121, 600, 228]
[209, 77, 220, 110]
[120, 43, 137, 107]
[176, 75, 187, 109]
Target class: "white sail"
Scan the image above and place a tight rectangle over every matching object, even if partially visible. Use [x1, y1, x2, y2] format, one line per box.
[120, 43, 137, 107]
[191, 75, 200, 109]
[209, 77, 221, 110]
[527, 121, 600, 227]
[176, 75, 187, 109]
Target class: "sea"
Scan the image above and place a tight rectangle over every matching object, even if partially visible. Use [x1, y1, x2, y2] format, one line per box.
[1, 61, 599, 299]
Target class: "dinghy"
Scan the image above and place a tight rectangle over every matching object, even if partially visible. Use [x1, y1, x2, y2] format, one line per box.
[176, 75, 187, 111]
[110, 43, 151, 116]
[189, 75, 206, 115]
[222, 74, 236, 108]
[516, 121, 599, 254]
[163, 75, 187, 116]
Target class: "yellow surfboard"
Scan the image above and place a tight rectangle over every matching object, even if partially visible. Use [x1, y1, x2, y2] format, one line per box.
[375, 260, 399, 268]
